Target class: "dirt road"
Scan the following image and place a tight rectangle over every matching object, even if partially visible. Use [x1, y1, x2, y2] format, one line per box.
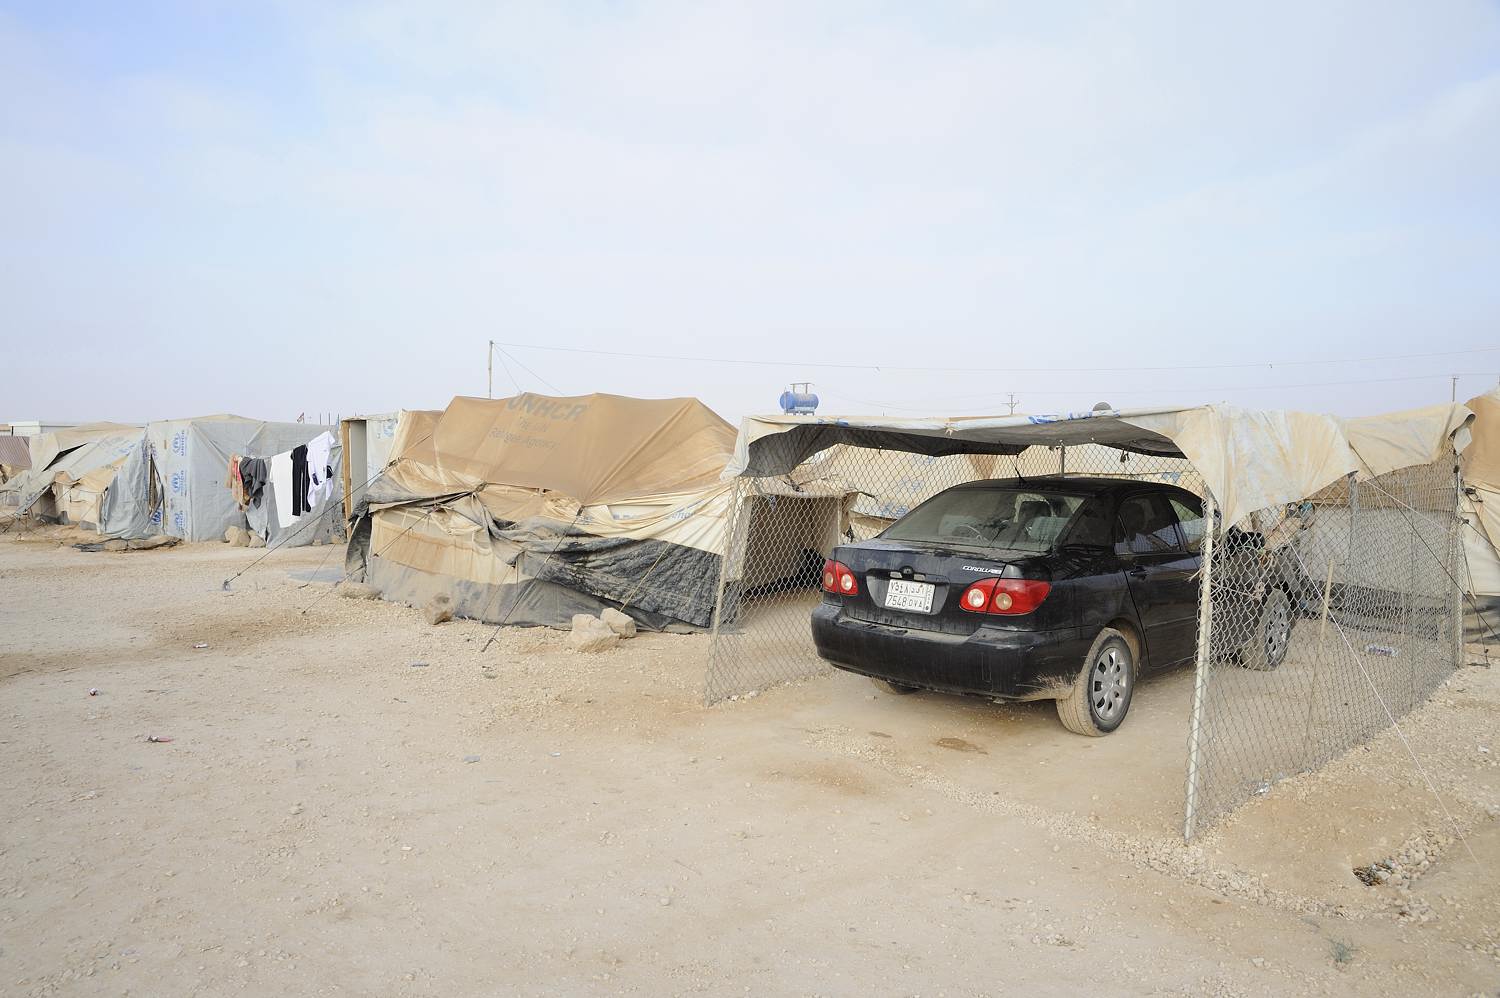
[2, 535, 1497, 995]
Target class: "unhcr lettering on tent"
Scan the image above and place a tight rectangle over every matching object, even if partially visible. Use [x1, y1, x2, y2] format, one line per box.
[504, 394, 590, 421]
[489, 429, 560, 450]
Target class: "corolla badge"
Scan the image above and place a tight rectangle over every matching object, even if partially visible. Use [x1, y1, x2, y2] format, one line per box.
[961, 565, 1005, 575]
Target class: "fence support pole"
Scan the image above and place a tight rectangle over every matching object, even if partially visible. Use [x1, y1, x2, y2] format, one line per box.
[704, 478, 748, 705]
[1183, 490, 1217, 841]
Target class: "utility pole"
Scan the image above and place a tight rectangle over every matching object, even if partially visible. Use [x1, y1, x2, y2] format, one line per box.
[488, 340, 494, 399]
[1452, 376, 1458, 403]
[1006, 393, 1018, 416]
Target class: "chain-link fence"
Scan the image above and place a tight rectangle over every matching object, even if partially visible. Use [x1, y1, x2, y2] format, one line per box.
[705, 442, 1464, 838]
[1184, 460, 1463, 833]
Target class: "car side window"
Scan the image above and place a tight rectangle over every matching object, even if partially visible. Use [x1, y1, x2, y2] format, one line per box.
[1167, 496, 1205, 554]
[1060, 497, 1112, 547]
[1115, 494, 1183, 555]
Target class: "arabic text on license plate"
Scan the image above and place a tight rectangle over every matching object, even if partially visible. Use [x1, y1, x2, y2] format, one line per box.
[884, 579, 934, 613]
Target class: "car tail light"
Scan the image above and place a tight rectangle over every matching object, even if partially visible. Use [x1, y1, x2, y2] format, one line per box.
[821, 559, 858, 596]
[959, 579, 997, 611]
[991, 579, 1050, 614]
[959, 578, 1050, 615]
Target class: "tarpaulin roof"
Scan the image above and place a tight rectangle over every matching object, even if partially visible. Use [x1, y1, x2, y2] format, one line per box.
[725, 402, 1473, 529]
[22, 422, 140, 480]
[0, 436, 30, 471]
[390, 393, 737, 507]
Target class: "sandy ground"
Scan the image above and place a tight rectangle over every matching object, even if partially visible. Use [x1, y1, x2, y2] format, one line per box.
[2, 532, 1499, 997]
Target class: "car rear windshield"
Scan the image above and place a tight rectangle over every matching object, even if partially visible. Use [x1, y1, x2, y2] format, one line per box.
[880, 487, 1087, 551]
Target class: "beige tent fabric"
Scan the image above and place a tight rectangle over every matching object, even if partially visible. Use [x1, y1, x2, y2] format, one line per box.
[730, 403, 1473, 529]
[1460, 389, 1500, 601]
[435, 394, 735, 505]
[20, 423, 139, 484]
[1462, 389, 1500, 494]
[1343, 402, 1473, 480]
[384, 393, 736, 508]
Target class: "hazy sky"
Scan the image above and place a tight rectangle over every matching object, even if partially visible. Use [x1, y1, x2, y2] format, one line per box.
[4, 1, 1499, 425]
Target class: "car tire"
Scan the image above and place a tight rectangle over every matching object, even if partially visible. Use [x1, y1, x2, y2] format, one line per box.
[1240, 588, 1293, 671]
[1056, 627, 1135, 737]
[871, 677, 919, 695]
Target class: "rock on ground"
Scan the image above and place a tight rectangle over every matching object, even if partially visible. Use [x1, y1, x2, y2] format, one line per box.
[423, 593, 454, 626]
[247, 534, 266, 549]
[600, 608, 638, 638]
[102, 538, 128, 552]
[569, 613, 620, 653]
[224, 526, 251, 547]
[340, 582, 383, 601]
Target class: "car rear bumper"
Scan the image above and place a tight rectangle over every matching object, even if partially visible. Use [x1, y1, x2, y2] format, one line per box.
[811, 602, 1091, 699]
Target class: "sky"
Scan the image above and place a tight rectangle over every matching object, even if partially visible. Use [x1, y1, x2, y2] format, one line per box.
[3, 0, 1499, 425]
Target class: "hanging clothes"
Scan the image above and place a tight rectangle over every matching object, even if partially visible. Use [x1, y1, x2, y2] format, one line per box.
[240, 457, 269, 509]
[225, 453, 246, 509]
[305, 431, 336, 508]
[291, 444, 310, 518]
[271, 451, 295, 529]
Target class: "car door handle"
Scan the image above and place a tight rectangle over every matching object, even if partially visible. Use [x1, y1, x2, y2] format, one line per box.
[1126, 566, 1147, 578]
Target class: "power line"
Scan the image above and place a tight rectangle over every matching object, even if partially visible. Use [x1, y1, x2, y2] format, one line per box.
[495, 345, 564, 396]
[492, 339, 1500, 376]
[821, 372, 1500, 413]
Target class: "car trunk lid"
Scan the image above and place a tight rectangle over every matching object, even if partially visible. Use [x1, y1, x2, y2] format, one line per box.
[834, 538, 1050, 634]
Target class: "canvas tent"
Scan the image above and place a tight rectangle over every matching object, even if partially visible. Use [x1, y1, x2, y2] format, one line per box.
[1, 423, 143, 523]
[1460, 387, 1500, 661]
[348, 393, 854, 630]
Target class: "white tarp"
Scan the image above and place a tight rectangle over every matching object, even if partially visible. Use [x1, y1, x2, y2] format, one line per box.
[726, 402, 1473, 529]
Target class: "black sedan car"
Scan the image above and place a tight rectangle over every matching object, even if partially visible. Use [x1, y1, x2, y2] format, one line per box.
[812, 477, 1298, 735]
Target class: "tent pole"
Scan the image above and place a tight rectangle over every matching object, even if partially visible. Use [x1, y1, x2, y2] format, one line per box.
[1183, 489, 1217, 841]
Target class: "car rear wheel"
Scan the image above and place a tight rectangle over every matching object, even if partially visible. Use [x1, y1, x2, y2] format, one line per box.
[871, 677, 919, 695]
[1057, 628, 1135, 736]
[1240, 588, 1292, 671]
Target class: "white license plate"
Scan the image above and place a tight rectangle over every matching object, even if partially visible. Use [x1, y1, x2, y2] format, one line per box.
[884, 579, 935, 613]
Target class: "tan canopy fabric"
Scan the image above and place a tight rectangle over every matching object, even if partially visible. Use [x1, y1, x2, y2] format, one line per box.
[385, 393, 736, 507]
[1461, 388, 1500, 595]
[727, 402, 1473, 529]
[0, 436, 31, 473]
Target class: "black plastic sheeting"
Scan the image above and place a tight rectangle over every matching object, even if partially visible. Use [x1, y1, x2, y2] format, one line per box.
[347, 508, 723, 630]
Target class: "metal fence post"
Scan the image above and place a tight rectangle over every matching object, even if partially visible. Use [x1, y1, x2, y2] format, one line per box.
[1183, 490, 1217, 841]
[704, 478, 747, 704]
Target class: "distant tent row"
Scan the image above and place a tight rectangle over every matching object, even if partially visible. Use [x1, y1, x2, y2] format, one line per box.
[0, 416, 343, 546]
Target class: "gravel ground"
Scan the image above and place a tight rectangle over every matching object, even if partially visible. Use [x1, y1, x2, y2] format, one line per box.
[2, 531, 1498, 996]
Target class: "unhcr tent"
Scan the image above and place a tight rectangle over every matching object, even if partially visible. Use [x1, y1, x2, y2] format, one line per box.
[348, 393, 852, 630]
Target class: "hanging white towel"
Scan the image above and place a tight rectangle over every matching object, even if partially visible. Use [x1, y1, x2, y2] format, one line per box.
[305, 431, 336, 508]
[271, 451, 295, 529]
